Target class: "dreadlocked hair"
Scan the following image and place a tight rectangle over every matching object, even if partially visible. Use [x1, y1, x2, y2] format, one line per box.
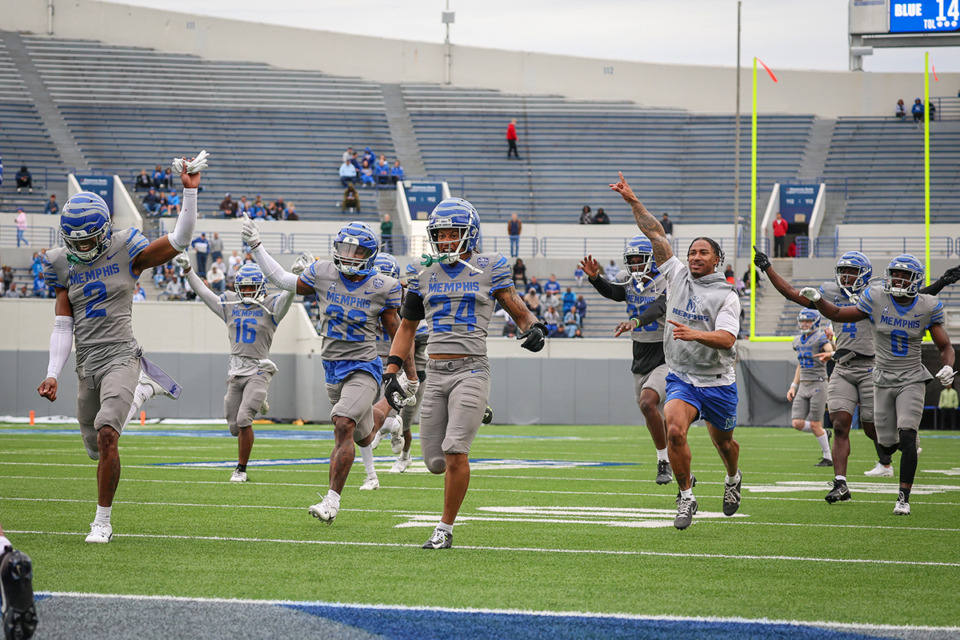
[687, 237, 724, 271]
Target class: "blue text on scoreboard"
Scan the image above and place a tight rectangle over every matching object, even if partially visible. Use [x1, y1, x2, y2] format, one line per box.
[890, 0, 960, 33]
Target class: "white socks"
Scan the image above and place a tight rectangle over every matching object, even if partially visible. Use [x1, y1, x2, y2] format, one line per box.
[382, 415, 401, 436]
[836, 475, 846, 482]
[126, 383, 157, 423]
[680, 488, 694, 500]
[326, 490, 341, 509]
[436, 521, 453, 533]
[95, 505, 112, 525]
[725, 470, 741, 485]
[398, 450, 411, 461]
[816, 433, 832, 458]
[656, 448, 669, 462]
[0, 535, 11, 554]
[359, 445, 376, 476]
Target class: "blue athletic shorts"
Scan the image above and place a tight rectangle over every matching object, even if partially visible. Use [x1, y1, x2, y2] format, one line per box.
[665, 373, 738, 431]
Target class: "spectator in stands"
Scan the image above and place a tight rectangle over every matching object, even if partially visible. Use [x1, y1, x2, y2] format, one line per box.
[362, 147, 376, 169]
[380, 214, 394, 253]
[562, 286, 576, 315]
[343, 147, 354, 164]
[135, 169, 153, 191]
[574, 264, 584, 286]
[227, 250, 241, 285]
[265, 202, 279, 220]
[44, 194, 58, 215]
[274, 197, 287, 216]
[604, 259, 619, 282]
[339, 159, 358, 187]
[251, 195, 266, 218]
[208, 257, 226, 294]
[192, 233, 210, 278]
[912, 98, 924, 122]
[342, 184, 361, 212]
[564, 307, 580, 338]
[524, 287, 541, 318]
[142, 188, 161, 216]
[390, 160, 404, 184]
[376, 155, 390, 185]
[543, 306, 561, 337]
[512, 258, 527, 290]
[772, 211, 788, 257]
[507, 212, 522, 258]
[787, 240, 797, 258]
[940, 383, 958, 429]
[236, 196, 250, 216]
[660, 213, 673, 242]
[15, 208, 29, 247]
[285, 203, 299, 221]
[579, 205, 593, 225]
[15, 165, 32, 193]
[895, 99, 906, 120]
[31, 252, 42, 277]
[164, 276, 185, 301]
[3, 266, 14, 293]
[209, 232, 223, 263]
[133, 284, 146, 302]
[161, 168, 173, 189]
[576, 295, 587, 325]
[929, 100, 937, 121]
[506, 118, 520, 159]
[32, 272, 45, 297]
[528, 275, 543, 295]
[165, 190, 180, 216]
[220, 193, 238, 218]
[152, 164, 164, 188]
[350, 150, 363, 172]
[360, 160, 375, 188]
[544, 273, 561, 298]
[4, 284, 22, 298]
[593, 207, 610, 224]
[724, 264, 735, 284]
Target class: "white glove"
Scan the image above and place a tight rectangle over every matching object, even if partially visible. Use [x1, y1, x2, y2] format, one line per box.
[799, 287, 821, 302]
[172, 149, 209, 175]
[402, 377, 420, 406]
[936, 365, 956, 387]
[173, 252, 191, 273]
[291, 251, 315, 276]
[241, 213, 261, 248]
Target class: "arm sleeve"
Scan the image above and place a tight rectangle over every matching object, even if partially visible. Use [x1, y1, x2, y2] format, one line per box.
[921, 277, 948, 296]
[272, 289, 296, 323]
[635, 294, 667, 326]
[185, 269, 226, 320]
[168, 188, 198, 251]
[46, 315, 74, 380]
[588, 275, 627, 302]
[251, 244, 300, 291]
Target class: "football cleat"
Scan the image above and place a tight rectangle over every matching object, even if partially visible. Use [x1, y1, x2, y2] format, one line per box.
[308, 498, 339, 524]
[422, 528, 453, 549]
[482, 406, 494, 425]
[676, 474, 696, 506]
[390, 416, 405, 454]
[84, 522, 112, 544]
[259, 400, 270, 416]
[674, 497, 698, 530]
[359, 475, 379, 491]
[390, 452, 412, 473]
[230, 469, 248, 483]
[815, 457, 834, 467]
[0, 550, 37, 640]
[655, 460, 673, 485]
[864, 463, 894, 477]
[140, 376, 174, 400]
[722, 472, 742, 516]
[893, 498, 911, 516]
[825, 479, 851, 504]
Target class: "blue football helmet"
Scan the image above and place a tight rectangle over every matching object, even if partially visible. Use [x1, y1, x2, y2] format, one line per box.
[235, 263, 266, 303]
[884, 254, 924, 298]
[373, 252, 400, 279]
[797, 308, 821, 335]
[60, 191, 112, 264]
[426, 198, 481, 264]
[333, 221, 379, 276]
[835, 251, 872, 296]
[623, 234, 658, 283]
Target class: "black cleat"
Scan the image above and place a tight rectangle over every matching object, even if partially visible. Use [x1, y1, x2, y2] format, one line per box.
[481, 406, 494, 425]
[655, 460, 673, 485]
[676, 474, 696, 506]
[1, 550, 37, 640]
[674, 497, 698, 530]
[422, 528, 453, 549]
[815, 457, 834, 467]
[824, 479, 851, 504]
[722, 471, 742, 516]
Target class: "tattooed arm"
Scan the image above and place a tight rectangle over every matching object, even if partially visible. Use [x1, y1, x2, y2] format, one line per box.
[609, 172, 673, 267]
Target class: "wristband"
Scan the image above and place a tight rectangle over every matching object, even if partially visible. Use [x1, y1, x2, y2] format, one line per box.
[385, 355, 404, 370]
[789, 383, 798, 390]
[631, 317, 640, 329]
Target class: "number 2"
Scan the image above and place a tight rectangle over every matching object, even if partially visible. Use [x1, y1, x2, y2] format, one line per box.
[83, 281, 107, 318]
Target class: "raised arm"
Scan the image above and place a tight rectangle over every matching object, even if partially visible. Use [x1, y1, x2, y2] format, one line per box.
[580, 255, 627, 301]
[920, 265, 960, 296]
[241, 214, 310, 294]
[178, 255, 226, 319]
[752, 246, 813, 308]
[133, 156, 204, 274]
[800, 287, 868, 323]
[609, 172, 673, 266]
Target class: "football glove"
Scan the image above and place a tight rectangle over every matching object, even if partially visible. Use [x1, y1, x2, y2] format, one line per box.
[291, 251, 315, 276]
[799, 287, 821, 302]
[401, 374, 420, 405]
[172, 149, 209, 175]
[382, 372, 408, 412]
[241, 213, 261, 248]
[936, 365, 956, 387]
[942, 265, 960, 286]
[518, 322, 548, 352]
[753, 246, 771, 272]
[173, 252, 191, 273]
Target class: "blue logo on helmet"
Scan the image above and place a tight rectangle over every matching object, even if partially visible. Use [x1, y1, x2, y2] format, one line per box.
[60, 192, 112, 264]
[426, 198, 481, 264]
[372, 252, 400, 279]
[623, 234, 658, 284]
[884, 254, 924, 298]
[835, 251, 872, 296]
[333, 221, 379, 276]
[797, 308, 821, 335]
[235, 263, 266, 303]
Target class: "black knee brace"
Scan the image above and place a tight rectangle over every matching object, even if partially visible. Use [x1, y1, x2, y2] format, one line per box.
[898, 429, 918, 485]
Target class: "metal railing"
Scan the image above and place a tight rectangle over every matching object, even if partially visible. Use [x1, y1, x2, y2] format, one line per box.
[813, 236, 954, 259]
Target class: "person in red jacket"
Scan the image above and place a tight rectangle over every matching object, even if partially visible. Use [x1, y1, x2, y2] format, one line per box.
[773, 212, 788, 258]
[506, 118, 520, 159]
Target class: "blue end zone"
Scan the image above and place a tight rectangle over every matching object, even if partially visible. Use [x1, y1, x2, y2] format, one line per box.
[282, 604, 889, 640]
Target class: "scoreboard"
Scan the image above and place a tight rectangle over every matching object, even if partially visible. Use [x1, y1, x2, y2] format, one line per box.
[850, 0, 960, 69]
[890, 0, 960, 33]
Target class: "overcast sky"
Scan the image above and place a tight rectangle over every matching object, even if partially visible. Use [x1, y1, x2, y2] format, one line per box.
[106, 0, 960, 73]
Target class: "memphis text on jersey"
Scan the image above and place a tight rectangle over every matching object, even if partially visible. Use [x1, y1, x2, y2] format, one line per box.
[325, 290, 373, 309]
[879, 312, 923, 330]
[70, 262, 120, 285]
[428, 281, 481, 294]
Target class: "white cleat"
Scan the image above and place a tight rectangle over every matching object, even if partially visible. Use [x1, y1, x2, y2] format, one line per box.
[893, 499, 911, 515]
[390, 416, 405, 454]
[230, 469, 248, 482]
[142, 376, 174, 399]
[390, 452, 412, 473]
[308, 498, 339, 524]
[85, 521, 113, 544]
[359, 475, 379, 491]
[864, 462, 895, 477]
[259, 400, 270, 416]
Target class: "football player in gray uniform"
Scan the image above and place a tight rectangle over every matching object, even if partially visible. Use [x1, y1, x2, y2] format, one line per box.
[176, 253, 302, 482]
[756, 247, 959, 503]
[612, 173, 743, 531]
[242, 218, 417, 524]
[802, 254, 955, 515]
[787, 310, 835, 466]
[580, 234, 673, 485]
[383, 198, 545, 549]
[37, 153, 205, 543]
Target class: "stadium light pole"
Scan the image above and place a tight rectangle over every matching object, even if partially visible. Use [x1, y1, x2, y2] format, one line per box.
[442, 2, 455, 85]
[924, 51, 931, 284]
[733, 1, 741, 279]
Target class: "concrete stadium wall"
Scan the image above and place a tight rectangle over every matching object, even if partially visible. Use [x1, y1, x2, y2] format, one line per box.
[0, 298, 797, 427]
[0, 0, 954, 119]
